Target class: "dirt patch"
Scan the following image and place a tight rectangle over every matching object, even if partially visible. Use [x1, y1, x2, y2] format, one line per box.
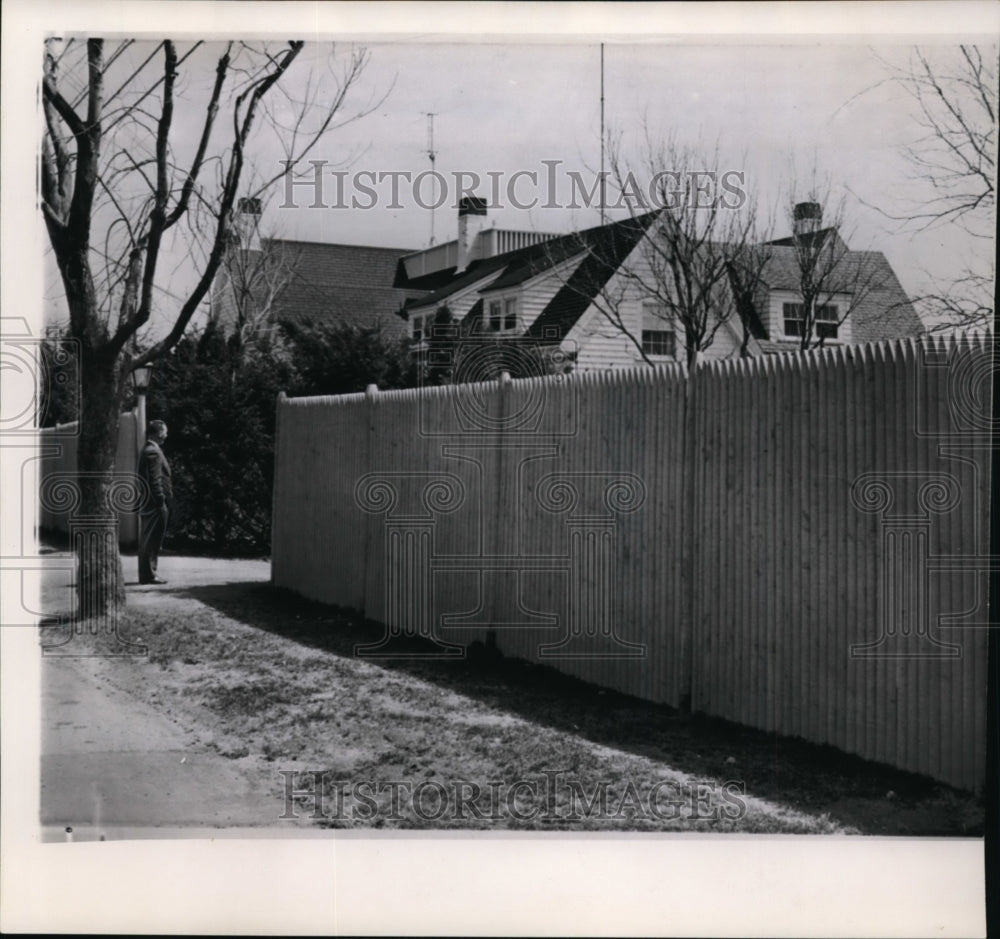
[40, 559, 984, 834]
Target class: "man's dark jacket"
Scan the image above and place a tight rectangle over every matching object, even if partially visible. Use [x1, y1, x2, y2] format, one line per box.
[137, 439, 172, 511]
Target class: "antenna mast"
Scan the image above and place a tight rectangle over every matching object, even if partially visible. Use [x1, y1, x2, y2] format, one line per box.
[600, 43, 605, 227]
[426, 112, 437, 246]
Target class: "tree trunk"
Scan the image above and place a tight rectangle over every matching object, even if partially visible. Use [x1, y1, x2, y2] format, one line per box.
[75, 343, 128, 618]
[685, 337, 700, 370]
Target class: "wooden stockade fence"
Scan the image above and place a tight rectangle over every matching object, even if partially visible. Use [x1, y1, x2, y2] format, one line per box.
[38, 411, 140, 546]
[272, 336, 992, 792]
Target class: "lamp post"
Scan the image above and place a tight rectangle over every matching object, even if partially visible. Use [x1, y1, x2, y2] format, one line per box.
[133, 364, 151, 456]
[130, 363, 153, 550]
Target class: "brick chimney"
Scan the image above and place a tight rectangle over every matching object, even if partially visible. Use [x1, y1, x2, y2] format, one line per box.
[457, 196, 488, 271]
[793, 201, 822, 237]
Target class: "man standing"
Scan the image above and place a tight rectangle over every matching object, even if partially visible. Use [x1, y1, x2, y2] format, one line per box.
[137, 419, 172, 585]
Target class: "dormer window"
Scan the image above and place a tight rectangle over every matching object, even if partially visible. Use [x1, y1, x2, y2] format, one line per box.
[488, 296, 519, 333]
[783, 302, 839, 341]
[504, 297, 518, 331]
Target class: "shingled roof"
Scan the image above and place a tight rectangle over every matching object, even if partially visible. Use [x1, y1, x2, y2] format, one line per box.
[524, 213, 660, 342]
[401, 251, 523, 314]
[839, 253, 923, 341]
[480, 235, 597, 293]
[766, 226, 844, 250]
[758, 241, 922, 341]
[400, 213, 661, 337]
[251, 239, 426, 332]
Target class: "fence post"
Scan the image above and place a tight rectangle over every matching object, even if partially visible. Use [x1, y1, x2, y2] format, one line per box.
[270, 391, 285, 586]
[677, 359, 698, 712]
[361, 383, 379, 618]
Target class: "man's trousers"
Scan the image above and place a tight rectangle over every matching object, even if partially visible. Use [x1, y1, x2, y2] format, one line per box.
[138, 505, 168, 583]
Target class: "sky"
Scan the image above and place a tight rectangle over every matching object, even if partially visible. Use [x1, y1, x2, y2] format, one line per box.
[248, 40, 989, 250]
[41, 36, 998, 332]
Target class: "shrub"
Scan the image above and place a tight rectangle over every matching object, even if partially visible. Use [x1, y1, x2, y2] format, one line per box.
[145, 318, 414, 555]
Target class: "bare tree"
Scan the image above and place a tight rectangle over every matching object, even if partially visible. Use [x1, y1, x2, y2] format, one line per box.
[780, 181, 889, 351]
[569, 132, 773, 368]
[212, 198, 302, 364]
[864, 45, 997, 329]
[906, 269, 994, 332]
[41, 38, 377, 615]
[726, 238, 775, 358]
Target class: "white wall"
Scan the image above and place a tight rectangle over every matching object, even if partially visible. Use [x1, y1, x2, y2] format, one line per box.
[564, 237, 748, 371]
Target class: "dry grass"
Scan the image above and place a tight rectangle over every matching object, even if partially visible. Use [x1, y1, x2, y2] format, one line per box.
[42, 581, 984, 834]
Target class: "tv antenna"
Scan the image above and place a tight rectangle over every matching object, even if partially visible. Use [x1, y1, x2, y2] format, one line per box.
[600, 43, 605, 226]
[425, 112, 437, 246]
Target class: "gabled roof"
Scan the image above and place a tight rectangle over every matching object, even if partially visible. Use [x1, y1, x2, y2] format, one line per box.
[763, 243, 867, 289]
[392, 261, 459, 292]
[403, 212, 661, 335]
[252, 238, 425, 330]
[402, 250, 524, 314]
[524, 212, 660, 342]
[480, 236, 591, 293]
[395, 215, 921, 351]
[758, 244, 922, 340]
[736, 282, 769, 340]
[761, 244, 856, 294]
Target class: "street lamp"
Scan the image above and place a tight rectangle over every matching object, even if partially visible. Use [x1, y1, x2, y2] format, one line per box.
[133, 364, 151, 391]
[133, 364, 152, 456]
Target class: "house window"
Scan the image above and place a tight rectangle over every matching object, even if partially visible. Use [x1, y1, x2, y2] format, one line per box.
[486, 297, 519, 333]
[642, 330, 676, 357]
[783, 302, 839, 340]
[815, 304, 839, 340]
[412, 315, 425, 342]
[641, 300, 675, 357]
[782, 303, 804, 338]
[504, 297, 518, 331]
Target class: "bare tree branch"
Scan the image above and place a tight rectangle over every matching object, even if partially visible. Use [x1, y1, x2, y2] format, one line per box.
[781, 172, 890, 351]
[39, 37, 382, 611]
[576, 129, 773, 368]
[862, 44, 997, 329]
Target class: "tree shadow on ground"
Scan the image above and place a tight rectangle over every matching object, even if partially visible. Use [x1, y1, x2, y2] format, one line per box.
[175, 580, 983, 836]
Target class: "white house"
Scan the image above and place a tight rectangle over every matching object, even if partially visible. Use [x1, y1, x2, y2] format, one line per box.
[395, 198, 923, 372]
